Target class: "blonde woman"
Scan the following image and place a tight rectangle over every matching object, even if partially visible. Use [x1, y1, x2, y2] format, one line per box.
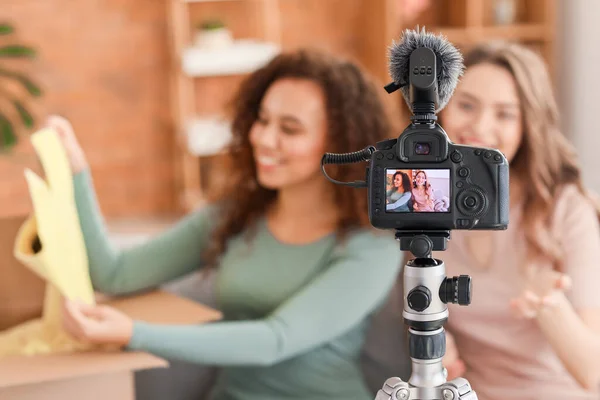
[438, 42, 600, 399]
[411, 170, 435, 212]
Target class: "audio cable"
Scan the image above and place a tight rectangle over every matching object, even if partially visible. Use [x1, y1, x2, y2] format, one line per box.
[320, 146, 375, 188]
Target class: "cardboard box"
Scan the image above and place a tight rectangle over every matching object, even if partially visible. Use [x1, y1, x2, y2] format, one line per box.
[0, 215, 222, 400]
[0, 216, 47, 331]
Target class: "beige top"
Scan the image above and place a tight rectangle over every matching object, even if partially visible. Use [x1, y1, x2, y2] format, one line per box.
[438, 185, 600, 400]
[412, 186, 434, 211]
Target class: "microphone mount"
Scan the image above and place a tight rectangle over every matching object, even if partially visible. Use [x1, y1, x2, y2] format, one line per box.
[384, 81, 407, 94]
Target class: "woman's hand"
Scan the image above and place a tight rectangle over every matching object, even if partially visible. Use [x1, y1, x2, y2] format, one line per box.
[44, 115, 88, 174]
[62, 299, 134, 346]
[509, 266, 572, 319]
[434, 196, 450, 212]
[443, 330, 466, 380]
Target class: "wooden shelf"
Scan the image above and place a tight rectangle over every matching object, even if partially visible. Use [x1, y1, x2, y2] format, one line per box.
[183, 0, 244, 3]
[431, 28, 471, 44]
[434, 23, 549, 44]
[185, 116, 232, 156]
[478, 23, 549, 41]
[182, 40, 279, 77]
[183, 0, 279, 2]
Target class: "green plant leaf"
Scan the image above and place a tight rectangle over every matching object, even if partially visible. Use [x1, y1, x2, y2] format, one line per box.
[0, 68, 42, 96]
[0, 114, 17, 150]
[199, 19, 226, 30]
[13, 100, 34, 128]
[0, 45, 36, 58]
[0, 24, 14, 35]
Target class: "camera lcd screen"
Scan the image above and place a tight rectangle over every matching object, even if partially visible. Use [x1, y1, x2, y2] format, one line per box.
[385, 169, 450, 213]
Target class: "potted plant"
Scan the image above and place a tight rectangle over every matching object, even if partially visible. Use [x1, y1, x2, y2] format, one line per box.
[0, 22, 42, 151]
[195, 19, 233, 50]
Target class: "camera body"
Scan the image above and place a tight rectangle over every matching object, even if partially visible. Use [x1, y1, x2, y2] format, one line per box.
[368, 122, 509, 231]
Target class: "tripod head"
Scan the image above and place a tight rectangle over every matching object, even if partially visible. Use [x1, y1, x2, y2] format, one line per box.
[396, 230, 472, 330]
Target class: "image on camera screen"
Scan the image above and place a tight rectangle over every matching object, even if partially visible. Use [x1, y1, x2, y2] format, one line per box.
[385, 169, 450, 213]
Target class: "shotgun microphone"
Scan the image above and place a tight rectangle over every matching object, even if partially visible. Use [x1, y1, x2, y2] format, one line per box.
[386, 26, 464, 113]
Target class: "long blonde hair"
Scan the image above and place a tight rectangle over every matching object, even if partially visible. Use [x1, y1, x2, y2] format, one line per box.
[462, 42, 600, 265]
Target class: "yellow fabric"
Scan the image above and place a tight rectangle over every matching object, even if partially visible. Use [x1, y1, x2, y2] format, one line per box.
[0, 128, 98, 356]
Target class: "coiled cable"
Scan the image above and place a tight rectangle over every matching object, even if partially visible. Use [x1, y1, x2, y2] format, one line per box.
[320, 146, 375, 188]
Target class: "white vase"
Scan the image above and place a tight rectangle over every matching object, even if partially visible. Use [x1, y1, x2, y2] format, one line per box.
[494, 0, 517, 25]
[194, 28, 233, 50]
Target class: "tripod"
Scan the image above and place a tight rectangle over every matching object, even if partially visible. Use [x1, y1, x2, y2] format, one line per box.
[375, 231, 477, 400]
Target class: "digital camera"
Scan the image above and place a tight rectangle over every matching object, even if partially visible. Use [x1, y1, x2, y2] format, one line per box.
[367, 123, 509, 231]
[320, 43, 509, 235]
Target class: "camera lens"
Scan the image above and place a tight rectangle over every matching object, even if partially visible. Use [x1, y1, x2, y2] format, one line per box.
[414, 142, 431, 155]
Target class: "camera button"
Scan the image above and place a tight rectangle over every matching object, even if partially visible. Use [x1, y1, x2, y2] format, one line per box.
[374, 198, 381, 205]
[386, 153, 394, 160]
[474, 149, 482, 156]
[408, 286, 431, 312]
[494, 154, 502, 162]
[450, 150, 463, 163]
[457, 219, 471, 228]
[375, 208, 381, 214]
[464, 196, 477, 208]
[458, 167, 469, 178]
[376, 153, 384, 160]
[456, 181, 464, 188]
[484, 151, 492, 158]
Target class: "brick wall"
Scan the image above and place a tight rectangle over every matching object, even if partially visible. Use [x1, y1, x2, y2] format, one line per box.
[1, 0, 176, 219]
[0, 0, 396, 220]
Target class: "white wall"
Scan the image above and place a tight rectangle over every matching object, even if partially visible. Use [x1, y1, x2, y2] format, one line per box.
[557, 0, 600, 193]
[418, 169, 450, 198]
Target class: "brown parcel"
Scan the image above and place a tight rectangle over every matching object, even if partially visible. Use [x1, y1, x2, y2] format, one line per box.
[0, 215, 222, 400]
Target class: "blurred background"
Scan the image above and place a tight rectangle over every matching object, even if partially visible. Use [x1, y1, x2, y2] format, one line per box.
[0, 0, 597, 243]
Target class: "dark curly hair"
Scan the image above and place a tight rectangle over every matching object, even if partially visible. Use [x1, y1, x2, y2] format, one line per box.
[392, 171, 411, 194]
[204, 48, 394, 266]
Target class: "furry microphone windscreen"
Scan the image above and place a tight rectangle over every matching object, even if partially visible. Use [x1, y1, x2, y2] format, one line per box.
[388, 27, 464, 112]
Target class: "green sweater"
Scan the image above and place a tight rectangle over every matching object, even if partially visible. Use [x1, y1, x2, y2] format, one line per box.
[73, 170, 402, 400]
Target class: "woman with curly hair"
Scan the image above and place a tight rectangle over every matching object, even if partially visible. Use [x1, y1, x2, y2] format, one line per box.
[386, 171, 412, 212]
[50, 48, 402, 400]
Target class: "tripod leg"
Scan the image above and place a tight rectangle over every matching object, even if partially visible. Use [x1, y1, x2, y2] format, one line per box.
[374, 377, 410, 400]
[374, 376, 478, 400]
[439, 378, 478, 400]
